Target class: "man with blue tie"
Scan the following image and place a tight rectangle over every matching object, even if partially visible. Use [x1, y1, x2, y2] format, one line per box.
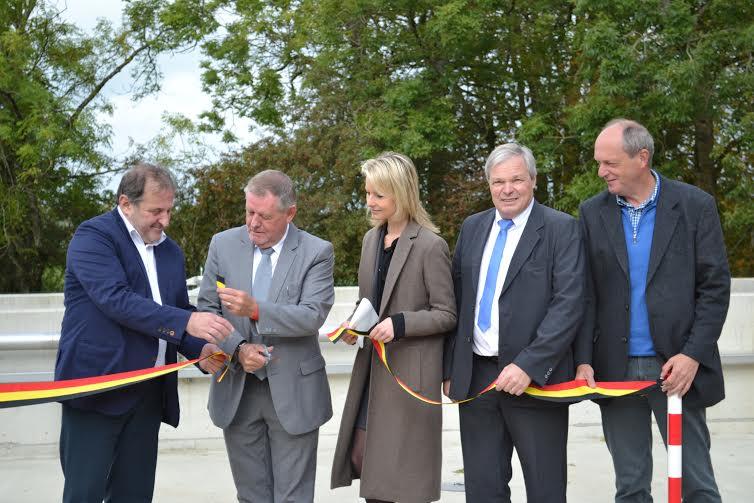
[443, 142, 585, 502]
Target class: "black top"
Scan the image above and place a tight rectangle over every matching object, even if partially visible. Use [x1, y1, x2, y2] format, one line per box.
[375, 233, 398, 307]
[372, 225, 405, 341]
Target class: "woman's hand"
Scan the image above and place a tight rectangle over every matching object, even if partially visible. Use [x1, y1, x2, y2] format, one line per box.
[341, 332, 358, 345]
[369, 318, 394, 343]
[340, 320, 359, 345]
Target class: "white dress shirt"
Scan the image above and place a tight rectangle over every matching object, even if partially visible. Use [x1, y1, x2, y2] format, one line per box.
[117, 206, 168, 367]
[251, 224, 289, 287]
[473, 199, 534, 356]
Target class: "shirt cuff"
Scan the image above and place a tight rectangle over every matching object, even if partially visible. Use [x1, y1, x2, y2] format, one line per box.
[390, 313, 405, 342]
[232, 340, 247, 364]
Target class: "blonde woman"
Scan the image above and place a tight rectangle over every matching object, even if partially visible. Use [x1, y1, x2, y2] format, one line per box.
[331, 152, 456, 503]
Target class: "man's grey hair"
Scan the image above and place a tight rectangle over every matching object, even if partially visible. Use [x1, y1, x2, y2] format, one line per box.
[116, 162, 176, 205]
[484, 142, 537, 180]
[244, 170, 297, 210]
[603, 118, 655, 167]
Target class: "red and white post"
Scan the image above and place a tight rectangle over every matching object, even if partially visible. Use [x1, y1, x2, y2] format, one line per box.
[667, 394, 682, 503]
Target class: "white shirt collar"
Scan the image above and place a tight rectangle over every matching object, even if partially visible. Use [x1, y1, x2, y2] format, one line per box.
[258, 223, 290, 255]
[117, 206, 167, 247]
[494, 197, 535, 229]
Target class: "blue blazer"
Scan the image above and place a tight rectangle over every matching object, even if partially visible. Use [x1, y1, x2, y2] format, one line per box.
[55, 208, 205, 426]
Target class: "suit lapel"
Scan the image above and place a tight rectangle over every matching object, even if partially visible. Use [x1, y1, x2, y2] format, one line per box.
[470, 210, 496, 300]
[268, 224, 299, 303]
[501, 202, 543, 296]
[237, 227, 255, 338]
[237, 226, 254, 291]
[600, 196, 629, 279]
[368, 226, 385, 307]
[111, 208, 151, 293]
[647, 177, 679, 285]
[379, 220, 419, 316]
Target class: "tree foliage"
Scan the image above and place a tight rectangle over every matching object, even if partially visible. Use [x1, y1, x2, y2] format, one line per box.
[171, 117, 368, 284]
[0, 0, 217, 292]
[570, 0, 754, 272]
[178, 0, 751, 281]
[3, 1, 752, 291]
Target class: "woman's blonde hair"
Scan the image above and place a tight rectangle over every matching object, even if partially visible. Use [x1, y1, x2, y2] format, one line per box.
[361, 152, 439, 233]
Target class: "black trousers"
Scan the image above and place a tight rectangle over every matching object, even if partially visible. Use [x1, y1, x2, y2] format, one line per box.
[60, 379, 164, 503]
[458, 355, 568, 503]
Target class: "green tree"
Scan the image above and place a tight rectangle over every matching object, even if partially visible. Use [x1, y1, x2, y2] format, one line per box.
[568, 0, 754, 273]
[190, 0, 752, 277]
[171, 117, 368, 285]
[186, 0, 586, 282]
[0, 0, 217, 292]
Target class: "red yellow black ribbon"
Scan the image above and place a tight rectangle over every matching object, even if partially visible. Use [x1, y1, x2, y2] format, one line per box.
[2, 324, 656, 410]
[523, 378, 658, 402]
[327, 326, 657, 405]
[327, 326, 370, 343]
[0, 353, 226, 409]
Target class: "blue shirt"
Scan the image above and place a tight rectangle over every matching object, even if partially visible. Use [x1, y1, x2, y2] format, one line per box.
[617, 171, 660, 356]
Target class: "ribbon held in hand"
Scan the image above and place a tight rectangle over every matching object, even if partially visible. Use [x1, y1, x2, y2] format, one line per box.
[0, 352, 226, 409]
[328, 299, 657, 405]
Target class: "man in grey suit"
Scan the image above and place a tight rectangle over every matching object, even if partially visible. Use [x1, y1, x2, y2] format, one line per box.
[197, 170, 335, 503]
[443, 142, 585, 502]
[575, 119, 730, 502]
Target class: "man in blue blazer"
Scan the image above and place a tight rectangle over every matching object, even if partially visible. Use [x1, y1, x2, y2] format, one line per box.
[443, 143, 585, 502]
[55, 162, 233, 503]
[575, 119, 730, 502]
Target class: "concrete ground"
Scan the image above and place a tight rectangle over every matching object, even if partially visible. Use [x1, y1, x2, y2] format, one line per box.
[1, 402, 752, 502]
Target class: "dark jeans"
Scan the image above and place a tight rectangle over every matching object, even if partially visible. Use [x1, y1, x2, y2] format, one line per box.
[59, 379, 164, 503]
[599, 356, 721, 503]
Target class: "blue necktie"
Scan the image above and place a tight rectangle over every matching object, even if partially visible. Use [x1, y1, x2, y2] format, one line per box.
[251, 247, 274, 380]
[252, 247, 274, 302]
[477, 219, 514, 332]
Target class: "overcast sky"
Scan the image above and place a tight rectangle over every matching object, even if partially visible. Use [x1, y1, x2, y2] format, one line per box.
[55, 0, 254, 187]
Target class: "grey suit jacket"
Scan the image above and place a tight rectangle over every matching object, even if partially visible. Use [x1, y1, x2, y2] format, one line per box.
[197, 223, 335, 434]
[575, 176, 730, 408]
[444, 201, 585, 404]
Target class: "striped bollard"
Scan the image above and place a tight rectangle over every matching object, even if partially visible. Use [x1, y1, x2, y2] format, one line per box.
[668, 394, 682, 503]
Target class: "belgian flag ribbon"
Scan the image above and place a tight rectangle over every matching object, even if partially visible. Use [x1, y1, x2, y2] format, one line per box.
[0, 353, 226, 409]
[327, 326, 657, 405]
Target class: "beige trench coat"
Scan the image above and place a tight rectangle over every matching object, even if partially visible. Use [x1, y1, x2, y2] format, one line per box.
[330, 221, 457, 502]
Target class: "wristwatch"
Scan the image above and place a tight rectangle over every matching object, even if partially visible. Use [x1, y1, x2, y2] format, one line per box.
[233, 340, 247, 362]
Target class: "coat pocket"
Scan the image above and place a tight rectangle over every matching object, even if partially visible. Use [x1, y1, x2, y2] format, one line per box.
[299, 354, 326, 375]
[285, 284, 301, 303]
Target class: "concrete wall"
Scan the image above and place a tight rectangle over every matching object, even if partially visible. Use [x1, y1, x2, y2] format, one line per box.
[1, 280, 753, 456]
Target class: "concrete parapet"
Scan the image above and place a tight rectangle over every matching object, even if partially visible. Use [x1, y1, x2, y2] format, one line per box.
[0, 294, 65, 335]
[718, 291, 754, 355]
[731, 277, 754, 293]
[1, 279, 753, 455]
[3, 279, 753, 348]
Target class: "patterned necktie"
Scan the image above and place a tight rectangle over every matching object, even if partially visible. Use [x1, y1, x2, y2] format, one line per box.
[477, 219, 514, 332]
[251, 247, 274, 380]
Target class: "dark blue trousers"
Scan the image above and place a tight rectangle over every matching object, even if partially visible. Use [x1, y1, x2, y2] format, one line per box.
[459, 355, 569, 503]
[59, 379, 164, 503]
